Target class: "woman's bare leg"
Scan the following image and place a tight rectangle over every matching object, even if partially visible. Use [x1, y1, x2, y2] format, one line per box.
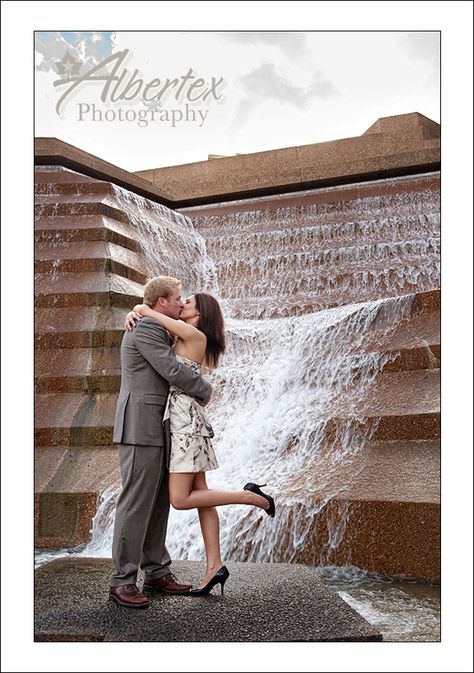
[168, 473, 269, 511]
[193, 473, 224, 588]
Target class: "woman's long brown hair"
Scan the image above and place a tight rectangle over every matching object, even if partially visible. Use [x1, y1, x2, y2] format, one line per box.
[194, 293, 226, 368]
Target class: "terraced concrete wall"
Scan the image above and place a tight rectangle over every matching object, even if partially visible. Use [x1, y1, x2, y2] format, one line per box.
[34, 115, 440, 579]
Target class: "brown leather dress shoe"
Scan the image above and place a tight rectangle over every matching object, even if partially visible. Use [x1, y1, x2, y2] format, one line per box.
[143, 572, 192, 594]
[109, 584, 150, 608]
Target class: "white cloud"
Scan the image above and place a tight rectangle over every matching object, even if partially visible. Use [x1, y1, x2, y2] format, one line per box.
[34, 31, 440, 171]
[402, 31, 440, 69]
[231, 61, 339, 131]
[221, 31, 311, 60]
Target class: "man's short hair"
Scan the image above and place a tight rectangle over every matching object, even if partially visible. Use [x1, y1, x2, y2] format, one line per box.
[143, 276, 181, 307]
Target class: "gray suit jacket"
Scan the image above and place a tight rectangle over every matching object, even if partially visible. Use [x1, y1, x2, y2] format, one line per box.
[113, 317, 212, 447]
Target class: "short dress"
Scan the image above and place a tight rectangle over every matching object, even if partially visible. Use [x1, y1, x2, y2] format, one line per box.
[164, 354, 219, 473]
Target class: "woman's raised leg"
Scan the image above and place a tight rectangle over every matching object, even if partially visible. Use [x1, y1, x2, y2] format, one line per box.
[168, 473, 269, 511]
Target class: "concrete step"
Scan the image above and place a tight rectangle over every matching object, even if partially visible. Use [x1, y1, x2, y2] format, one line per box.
[35, 167, 105, 186]
[35, 445, 119, 494]
[34, 559, 382, 642]
[35, 347, 121, 393]
[34, 339, 439, 396]
[213, 238, 440, 281]
[35, 180, 114, 197]
[35, 199, 128, 223]
[34, 492, 98, 549]
[35, 306, 128, 349]
[218, 258, 439, 300]
[34, 271, 143, 308]
[283, 439, 439, 503]
[201, 216, 440, 257]
[34, 215, 139, 254]
[225, 284, 440, 319]
[186, 173, 439, 230]
[360, 367, 439, 418]
[35, 445, 119, 549]
[34, 366, 439, 448]
[35, 392, 118, 447]
[291, 497, 439, 581]
[34, 240, 147, 285]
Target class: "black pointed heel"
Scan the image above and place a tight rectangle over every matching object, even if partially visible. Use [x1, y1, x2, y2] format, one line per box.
[190, 565, 230, 596]
[244, 482, 276, 517]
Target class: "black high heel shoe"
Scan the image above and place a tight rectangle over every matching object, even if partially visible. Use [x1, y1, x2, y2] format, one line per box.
[244, 482, 276, 517]
[190, 566, 230, 596]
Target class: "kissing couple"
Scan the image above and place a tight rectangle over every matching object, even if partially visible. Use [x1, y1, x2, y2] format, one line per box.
[109, 275, 276, 608]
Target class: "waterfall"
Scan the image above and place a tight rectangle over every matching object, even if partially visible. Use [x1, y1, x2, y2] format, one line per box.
[72, 293, 413, 566]
[164, 294, 412, 564]
[107, 184, 218, 297]
[193, 176, 440, 318]
[35, 171, 439, 569]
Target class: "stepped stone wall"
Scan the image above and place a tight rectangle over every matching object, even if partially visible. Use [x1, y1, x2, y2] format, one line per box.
[34, 113, 440, 580]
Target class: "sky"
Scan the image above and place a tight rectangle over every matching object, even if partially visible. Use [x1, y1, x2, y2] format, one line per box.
[34, 30, 440, 171]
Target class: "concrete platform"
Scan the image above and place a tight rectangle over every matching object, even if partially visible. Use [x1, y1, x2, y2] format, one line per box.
[34, 559, 382, 642]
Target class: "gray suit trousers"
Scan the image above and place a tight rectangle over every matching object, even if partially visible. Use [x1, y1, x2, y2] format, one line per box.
[110, 444, 172, 586]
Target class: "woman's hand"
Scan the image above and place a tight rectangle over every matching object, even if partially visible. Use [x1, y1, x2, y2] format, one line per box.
[124, 311, 142, 331]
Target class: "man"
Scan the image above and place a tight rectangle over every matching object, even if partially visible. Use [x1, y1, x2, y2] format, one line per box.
[109, 276, 212, 608]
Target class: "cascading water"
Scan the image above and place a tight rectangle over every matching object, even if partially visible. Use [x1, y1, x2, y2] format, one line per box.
[193, 176, 440, 318]
[39, 293, 413, 567]
[106, 184, 218, 295]
[162, 294, 413, 565]
[35, 171, 440, 640]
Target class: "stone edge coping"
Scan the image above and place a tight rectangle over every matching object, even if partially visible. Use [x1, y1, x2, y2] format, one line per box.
[35, 113, 440, 208]
[35, 137, 176, 208]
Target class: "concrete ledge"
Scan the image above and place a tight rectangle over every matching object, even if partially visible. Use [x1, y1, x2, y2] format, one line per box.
[35, 113, 440, 207]
[35, 138, 175, 207]
[136, 113, 440, 205]
[34, 558, 382, 642]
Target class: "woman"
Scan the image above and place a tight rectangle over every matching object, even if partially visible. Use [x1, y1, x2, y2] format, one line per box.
[125, 292, 275, 596]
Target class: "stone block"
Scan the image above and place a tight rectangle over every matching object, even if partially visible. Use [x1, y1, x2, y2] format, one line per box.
[35, 492, 97, 548]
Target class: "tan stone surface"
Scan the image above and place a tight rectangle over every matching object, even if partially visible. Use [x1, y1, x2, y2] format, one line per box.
[35, 240, 147, 284]
[35, 137, 174, 206]
[285, 440, 439, 504]
[35, 197, 127, 223]
[35, 306, 127, 349]
[360, 368, 440, 418]
[136, 113, 439, 203]
[35, 214, 140, 252]
[35, 347, 121, 393]
[35, 446, 119, 493]
[35, 271, 143, 308]
[35, 492, 97, 548]
[35, 392, 117, 446]
[313, 499, 440, 581]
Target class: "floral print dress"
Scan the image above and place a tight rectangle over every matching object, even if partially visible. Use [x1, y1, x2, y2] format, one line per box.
[165, 355, 219, 473]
